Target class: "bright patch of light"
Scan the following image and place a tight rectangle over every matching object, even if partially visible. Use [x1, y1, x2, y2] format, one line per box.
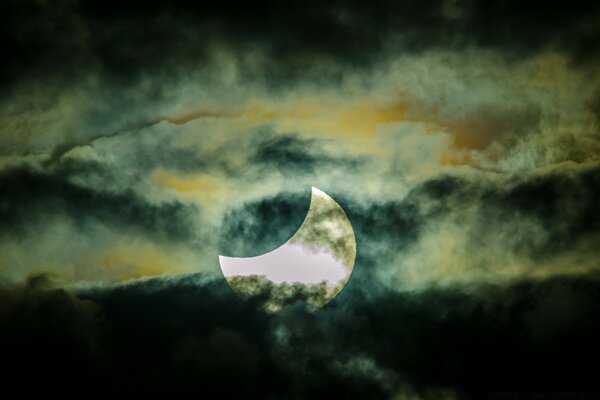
[219, 243, 347, 289]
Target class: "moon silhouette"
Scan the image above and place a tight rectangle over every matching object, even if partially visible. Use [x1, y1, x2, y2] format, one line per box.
[219, 187, 356, 311]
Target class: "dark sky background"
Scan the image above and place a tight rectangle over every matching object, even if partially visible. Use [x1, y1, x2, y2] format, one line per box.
[1, 1, 600, 398]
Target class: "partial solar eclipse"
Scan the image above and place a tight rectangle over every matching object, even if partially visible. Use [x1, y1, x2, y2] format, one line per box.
[219, 187, 356, 311]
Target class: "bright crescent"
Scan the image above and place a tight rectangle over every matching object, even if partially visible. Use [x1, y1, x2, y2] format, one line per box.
[218, 187, 356, 310]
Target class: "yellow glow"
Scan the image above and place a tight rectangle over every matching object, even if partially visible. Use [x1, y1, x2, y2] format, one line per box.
[162, 96, 486, 166]
[96, 243, 193, 281]
[153, 168, 230, 204]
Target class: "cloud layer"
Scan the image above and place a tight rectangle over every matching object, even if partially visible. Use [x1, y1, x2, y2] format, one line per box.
[1, 1, 600, 398]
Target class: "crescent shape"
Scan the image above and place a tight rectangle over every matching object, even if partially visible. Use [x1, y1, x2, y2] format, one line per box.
[219, 187, 356, 311]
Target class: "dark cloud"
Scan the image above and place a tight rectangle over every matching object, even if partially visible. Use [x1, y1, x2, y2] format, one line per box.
[2, 0, 599, 89]
[1, 2, 599, 397]
[219, 190, 311, 257]
[250, 133, 366, 175]
[2, 270, 600, 398]
[0, 274, 110, 396]
[407, 163, 600, 261]
[198, 130, 370, 182]
[476, 165, 600, 259]
[0, 166, 199, 243]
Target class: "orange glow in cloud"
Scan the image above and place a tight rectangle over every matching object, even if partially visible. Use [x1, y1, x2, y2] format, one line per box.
[164, 98, 407, 138]
[163, 96, 503, 168]
[153, 168, 229, 204]
[96, 242, 195, 281]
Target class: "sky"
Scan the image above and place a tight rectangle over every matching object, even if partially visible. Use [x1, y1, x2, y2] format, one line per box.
[1, 0, 600, 398]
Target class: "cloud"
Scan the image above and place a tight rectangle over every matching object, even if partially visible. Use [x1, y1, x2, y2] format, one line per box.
[0, 167, 198, 241]
[1, 3, 600, 397]
[3, 1, 599, 90]
[359, 161, 600, 290]
[0, 166, 207, 283]
[227, 275, 331, 312]
[0, 274, 110, 396]
[4, 270, 598, 398]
